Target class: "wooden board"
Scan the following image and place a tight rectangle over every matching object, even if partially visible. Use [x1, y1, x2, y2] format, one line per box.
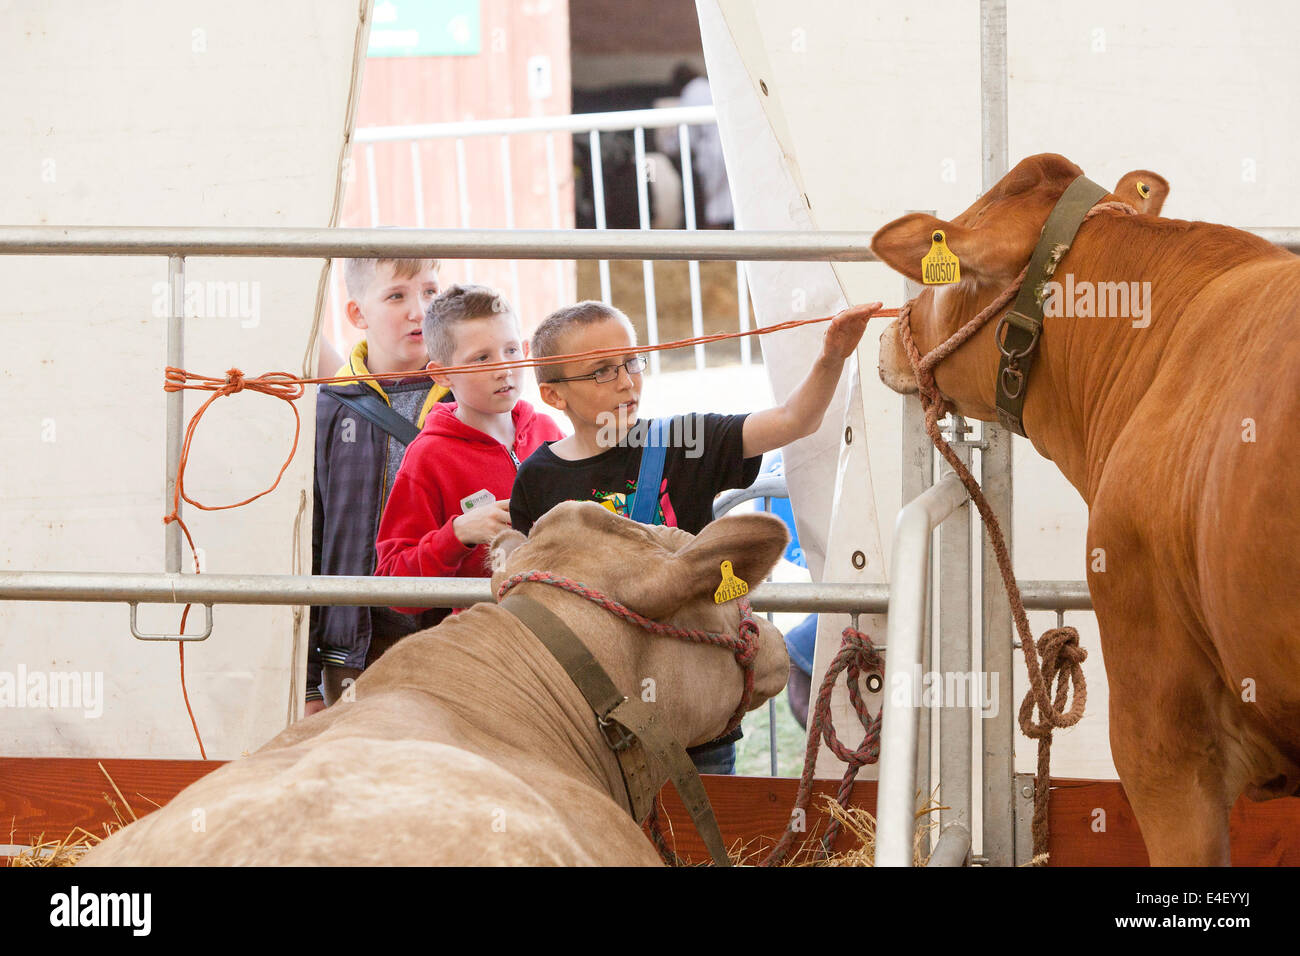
[656, 776, 879, 864]
[4, 759, 1299, 865]
[1045, 778, 1300, 867]
[1, 757, 219, 848]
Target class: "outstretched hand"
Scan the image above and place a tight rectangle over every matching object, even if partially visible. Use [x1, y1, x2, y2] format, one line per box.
[821, 302, 883, 361]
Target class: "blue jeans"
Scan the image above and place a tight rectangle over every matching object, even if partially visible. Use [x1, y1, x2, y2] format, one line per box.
[688, 738, 736, 775]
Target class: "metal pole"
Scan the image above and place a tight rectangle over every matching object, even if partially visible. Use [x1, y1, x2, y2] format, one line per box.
[0, 226, 1293, 260]
[589, 130, 612, 303]
[925, 824, 972, 867]
[544, 133, 566, 305]
[355, 104, 720, 142]
[632, 126, 663, 376]
[901, 272, 934, 857]
[980, 0, 1017, 869]
[165, 255, 185, 574]
[0, 225, 877, 261]
[938, 422, 973, 853]
[677, 124, 706, 371]
[0, 571, 890, 613]
[876, 473, 969, 867]
[499, 136, 522, 311]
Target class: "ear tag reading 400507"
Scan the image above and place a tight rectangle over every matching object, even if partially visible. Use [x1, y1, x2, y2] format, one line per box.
[921, 229, 961, 285]
[714, 561, 749, 604]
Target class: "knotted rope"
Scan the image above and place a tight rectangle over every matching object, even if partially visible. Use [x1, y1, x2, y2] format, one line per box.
[495, 570, 759, 739]
[160, 367, 305, 758]
[894, 201, 1135, 858]
[760, 623, 883, 866]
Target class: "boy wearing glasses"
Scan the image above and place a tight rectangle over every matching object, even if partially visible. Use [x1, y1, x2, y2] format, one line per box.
[511, 299, 879, 537]
[509, 298, 878, 772]
[374, 284, 564, 600]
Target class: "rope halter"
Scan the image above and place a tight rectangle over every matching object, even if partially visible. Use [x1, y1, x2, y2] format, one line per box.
[496, 569, 760, 738]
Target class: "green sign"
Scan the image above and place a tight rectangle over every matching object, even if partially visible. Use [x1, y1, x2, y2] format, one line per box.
[368, 0, 481, 57]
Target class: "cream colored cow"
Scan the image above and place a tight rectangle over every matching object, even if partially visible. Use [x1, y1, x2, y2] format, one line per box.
[80, 502, 790, 866]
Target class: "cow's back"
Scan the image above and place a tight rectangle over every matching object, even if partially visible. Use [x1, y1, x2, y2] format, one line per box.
[80, 733, 654, 866]
[1098, 250, 1300, 769]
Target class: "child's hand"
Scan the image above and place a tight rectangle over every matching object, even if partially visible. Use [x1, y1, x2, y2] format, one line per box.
[821, 302, 883, 362]
[452, 500, 513, 547]
[304, 699, 326, 717]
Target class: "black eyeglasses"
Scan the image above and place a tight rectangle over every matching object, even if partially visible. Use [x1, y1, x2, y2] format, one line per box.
[545, 354, 648, 384]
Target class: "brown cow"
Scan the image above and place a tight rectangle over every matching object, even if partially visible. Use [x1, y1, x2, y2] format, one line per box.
[873, 153, 1300, 865]
[80, 502, 790, 866]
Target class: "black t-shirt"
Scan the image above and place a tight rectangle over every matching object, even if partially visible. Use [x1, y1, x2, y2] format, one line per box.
[510, 413, 762, 535]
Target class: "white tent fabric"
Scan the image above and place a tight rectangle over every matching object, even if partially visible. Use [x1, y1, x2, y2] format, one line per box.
[0, 3, 366, 759]
[698, 0, 1300, 783]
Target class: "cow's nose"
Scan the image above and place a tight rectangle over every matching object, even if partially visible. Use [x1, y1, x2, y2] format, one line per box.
[878, 322, 920, 395]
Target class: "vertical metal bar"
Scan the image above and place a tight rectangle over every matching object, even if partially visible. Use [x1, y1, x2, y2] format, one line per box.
[455, 138, 474, 283]
[876, 474, 969, 866]
[938, 418, 973, 852]
[589, 130, 611, 303]
[500, 136, 522, 310]
[980, 0, 1016, 869]
[544, 133, 566, 305]
[901, 274, 934, 856]
[632, 127, 662, 375]
[764, 495, 778, 777]
[677, 124, 706, 371]
[1013, 772, 1036, 866]
[736, 261, 751, 367]
[365, 143, 380, 227]
[165, 255, 185, 573]
[410, 141, 425, 228]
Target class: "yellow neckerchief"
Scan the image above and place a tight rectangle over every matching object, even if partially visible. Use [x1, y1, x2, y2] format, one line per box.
[332, 339, 448, 429]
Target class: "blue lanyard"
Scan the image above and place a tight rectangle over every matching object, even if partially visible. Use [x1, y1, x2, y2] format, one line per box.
[628, 418, 667, 524]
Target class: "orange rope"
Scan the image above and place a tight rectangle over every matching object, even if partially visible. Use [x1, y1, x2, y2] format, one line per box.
[159, 305, 897, 757]
[260, 307, 898, 388]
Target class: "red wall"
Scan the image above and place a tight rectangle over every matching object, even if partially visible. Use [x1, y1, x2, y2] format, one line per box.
[331, 0, 575, 352]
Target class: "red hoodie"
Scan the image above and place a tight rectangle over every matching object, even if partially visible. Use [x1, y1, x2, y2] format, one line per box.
[374, 400, 564, 610]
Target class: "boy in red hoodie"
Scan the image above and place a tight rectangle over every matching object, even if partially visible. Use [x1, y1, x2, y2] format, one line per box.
[374, 284, 564, 606]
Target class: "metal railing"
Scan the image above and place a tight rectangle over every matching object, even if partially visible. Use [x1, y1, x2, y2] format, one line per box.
[874, 473, 1095, 866]
[2, 218, 1289, 865]
[348, 105, 751, 374]
[0, 226, 877, 576]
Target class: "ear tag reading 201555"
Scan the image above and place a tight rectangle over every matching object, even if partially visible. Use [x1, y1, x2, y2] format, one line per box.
[714, 561, 749, 604]
[921, 229, 961, 285]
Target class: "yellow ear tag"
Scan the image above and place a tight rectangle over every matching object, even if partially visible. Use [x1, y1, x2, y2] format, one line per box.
[921, 229, 961, 285]
[714, 561, 749, 604]
[1137, 181, 1151, 199]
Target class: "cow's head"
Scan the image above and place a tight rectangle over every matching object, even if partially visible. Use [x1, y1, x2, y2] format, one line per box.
[490, 501, 791, 749]
[872, 153, 1169, 418]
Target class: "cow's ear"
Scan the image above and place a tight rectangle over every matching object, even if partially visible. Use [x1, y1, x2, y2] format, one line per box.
[871, 212, 1026, 284]
[670, 512, 788, 604]
[1113, 170, 1169, 215]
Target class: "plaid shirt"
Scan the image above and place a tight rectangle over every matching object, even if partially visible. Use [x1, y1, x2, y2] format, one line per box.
[307, 345, 448, 700]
